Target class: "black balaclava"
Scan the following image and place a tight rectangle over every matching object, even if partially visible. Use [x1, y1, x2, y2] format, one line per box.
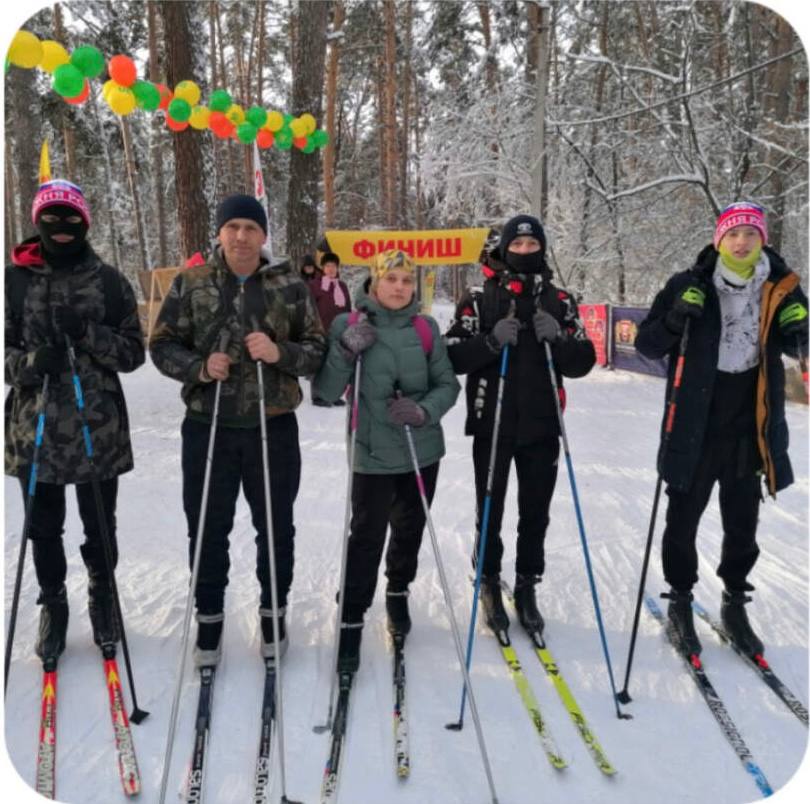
[36, 204, 89, 262]
[499, 214, 547, 275]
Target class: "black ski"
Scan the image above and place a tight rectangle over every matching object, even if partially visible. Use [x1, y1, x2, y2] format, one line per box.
[692, 599, 809, 727]
[253, 659, 277, 803]
[185, 665, 216, 804]
[320, 672, 353, 803]
[392, 634, 409, 778]
[646, 595, 773, 797]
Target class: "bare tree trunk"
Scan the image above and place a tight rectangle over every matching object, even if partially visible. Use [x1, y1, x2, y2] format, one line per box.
[53, 5, 76, 181]
[120, 117, 152, 271]
[286, 0, 330, 265]
[147, 0, 168, 266]
[216, 6, 239, 195]
[9, 64, 39, 231]
[256, 1, 266, 105]
[5, 152, 19, 251]
[382, 0, 398, 226]
[530, 2, 551, 219]
[399, 1, 413, 225]
[162, 0, 211, 259]
[323, 0, 345, 228]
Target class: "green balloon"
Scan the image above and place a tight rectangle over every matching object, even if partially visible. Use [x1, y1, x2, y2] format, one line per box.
[237, 122, 258, 144]
[70, 45, 105, 78]
[246, 106, 267, 128]
[168, 98, 191, 122]
[133, 80, 160, 111]
[302, 138, 317, 154]
[209, 89, 231, 112]
[283, 113, 294, 125]
[275, 127, 292, 148]
[53, 64, 85, 98]
[312, 129, 330, 148]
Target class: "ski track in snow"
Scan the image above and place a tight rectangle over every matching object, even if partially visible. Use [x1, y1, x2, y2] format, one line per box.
[4, 310, 808, 803]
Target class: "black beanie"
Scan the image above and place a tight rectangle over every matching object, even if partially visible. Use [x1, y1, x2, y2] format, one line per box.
[215, 194, 267, 234]
[321, 251, 340, 267]
[498, 214, 546, 255]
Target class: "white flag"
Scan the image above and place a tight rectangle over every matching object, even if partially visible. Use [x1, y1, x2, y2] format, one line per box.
[253, 141, 273, 255]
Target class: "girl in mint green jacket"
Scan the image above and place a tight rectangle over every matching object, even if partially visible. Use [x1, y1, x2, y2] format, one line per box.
[314, 249, 460, 672]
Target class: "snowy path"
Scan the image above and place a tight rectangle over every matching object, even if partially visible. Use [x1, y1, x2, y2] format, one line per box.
[4, 327, 808, 804]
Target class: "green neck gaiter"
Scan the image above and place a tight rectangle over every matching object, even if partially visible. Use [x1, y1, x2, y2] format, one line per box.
[718, 242, 761, 280]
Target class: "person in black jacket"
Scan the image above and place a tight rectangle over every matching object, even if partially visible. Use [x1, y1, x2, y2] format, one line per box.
[636, 202, 808, 658]
[445, 214, 596, 638]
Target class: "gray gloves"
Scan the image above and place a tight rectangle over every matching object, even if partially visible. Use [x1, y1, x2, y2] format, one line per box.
[533, 310, 561, 343]
[339, 316, 377, 359]
[490, 317, 519, 348]
[387, 396, 427, 427]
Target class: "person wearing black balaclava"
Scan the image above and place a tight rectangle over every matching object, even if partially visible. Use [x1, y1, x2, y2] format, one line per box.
[444, 214, 596, 640]
[5, 179, 145, 670]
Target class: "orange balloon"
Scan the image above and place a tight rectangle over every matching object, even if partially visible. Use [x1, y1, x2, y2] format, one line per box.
[166, 117, 189, 132]
[293, 136, 308, 149]
[108, 54, 137, 87]
[256, 129, 274, 149]
[155, 83, 173, 111]
[65, 79, 90, 105]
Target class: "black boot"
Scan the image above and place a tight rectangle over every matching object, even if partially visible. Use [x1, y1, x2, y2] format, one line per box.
[337, 621, 363, 674]
[35, 586, 69, 667]
[193, 612, 224, 667]
[514, 574, 544, 636]
[87, 576, 120, 650]
[386, 589, 411, 637]
[721, 591, 764, 658]
[480, 576, 509, 635]
[259, 607, 288, 660]
[663, 589, 701, 656]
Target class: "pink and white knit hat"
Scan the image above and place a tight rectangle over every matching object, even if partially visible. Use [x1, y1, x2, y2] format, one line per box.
[31, 179, 91, 227]
[713, 202, 766, 248]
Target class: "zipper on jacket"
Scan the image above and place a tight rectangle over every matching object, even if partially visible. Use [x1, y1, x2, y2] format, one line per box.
[239, 280, 247, 415]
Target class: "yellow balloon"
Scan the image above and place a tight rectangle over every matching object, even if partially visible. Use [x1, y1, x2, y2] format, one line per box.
[102, 79, 117, 100]
[225, 104, 245, 125]
[189, 105, 211, 130]
[174, 80, 201, 107]
[299, 113, 316, 136]
[107, 85, 137, 116]
[38, 40, 70, 73]
[264, 110, 284, 132]
[289, 118, 307, 138]
[8, 30, 43, 69]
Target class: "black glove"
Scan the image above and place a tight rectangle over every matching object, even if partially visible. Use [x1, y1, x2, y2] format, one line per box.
[487, 317, 519, 350]
[339, 316, 377, 359]
[53, 305, 87, 340]
[31, 345, 63, 377]
[533, 310, 561, 344]
[387, 396, 427, 427]
[778, 301, 808, 337]
[665, 285, 705, 334]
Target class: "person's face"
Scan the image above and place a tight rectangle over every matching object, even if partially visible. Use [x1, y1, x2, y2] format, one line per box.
[39, 210, 84, 244]
[217, 218, 265, 273]
[720, 225, 761, 259]
[374, 268, 415, 310]
[507, 236, 542, 254]
[302, 264, 315, 276]
[323, 261, 339, 278]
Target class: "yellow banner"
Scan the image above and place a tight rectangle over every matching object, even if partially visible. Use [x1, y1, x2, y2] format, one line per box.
[324, 228, 490, 266]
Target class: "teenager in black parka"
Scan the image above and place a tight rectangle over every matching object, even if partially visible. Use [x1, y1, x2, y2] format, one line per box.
[445, 214, 596, 638]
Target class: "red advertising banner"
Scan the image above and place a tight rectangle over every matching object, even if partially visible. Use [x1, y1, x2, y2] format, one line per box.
[580, 304, 608, 366]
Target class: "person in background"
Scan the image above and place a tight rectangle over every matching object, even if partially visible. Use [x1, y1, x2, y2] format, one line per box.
[300, 253, 321, 283]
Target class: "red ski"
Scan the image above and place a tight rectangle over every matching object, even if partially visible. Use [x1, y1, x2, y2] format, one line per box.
[103, 656, 141, 796]
[35, 668, 57, 799]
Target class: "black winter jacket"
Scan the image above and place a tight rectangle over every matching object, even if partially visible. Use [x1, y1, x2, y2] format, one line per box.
[635, 245, 807, 495]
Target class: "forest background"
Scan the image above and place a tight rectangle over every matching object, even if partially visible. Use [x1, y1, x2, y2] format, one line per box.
[3, 0, 808, 305]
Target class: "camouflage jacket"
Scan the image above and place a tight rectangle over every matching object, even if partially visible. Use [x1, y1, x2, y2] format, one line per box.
[5, 237, 145, 483]
[149, 248, 327, 424]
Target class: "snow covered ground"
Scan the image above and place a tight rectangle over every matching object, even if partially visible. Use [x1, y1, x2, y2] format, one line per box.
[4, 303, 808, 804]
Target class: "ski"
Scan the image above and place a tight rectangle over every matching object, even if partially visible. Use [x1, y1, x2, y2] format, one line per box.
[501, 583, 615, 775]
[392, 634, 409, 778]
[645, 595, 773, 797]
[321, 671, 353, 803]
[185, 665, 216, 804]
[35, 665, 57, 799]
[692, 600, 809, 727]
[102, 652, 141, 796]
[253, 659, 277, 803]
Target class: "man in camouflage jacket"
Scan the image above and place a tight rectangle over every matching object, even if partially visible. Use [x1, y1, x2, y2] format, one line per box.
[4, 179, 145, 666]
[150, 194, 326, 666]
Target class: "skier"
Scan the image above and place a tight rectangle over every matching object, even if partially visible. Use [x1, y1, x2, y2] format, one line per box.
[314, 249, 460, 672]
[4, 178, 145, 666]
[309, 251, 351, 407]
[636, 202, 808, 657]
[150, 194, 327, 666]
[445, 214, 595, 638]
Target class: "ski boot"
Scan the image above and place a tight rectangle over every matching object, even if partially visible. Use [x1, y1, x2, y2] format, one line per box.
[385, 588, 411, 638]
[514, 574, 545, 637]
[721, 591, 764, 658]
[259, 606, 288, 660]
[88, 575, 120, 654]
[337, 621, 363, 674]
[662, 589, 701, 656]
[193, 611, 224, 667]
[480, 576, 509, 636]
[35, 585, 69, 668]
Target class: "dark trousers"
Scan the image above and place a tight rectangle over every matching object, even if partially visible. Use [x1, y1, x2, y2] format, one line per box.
[662, 435, 761, 592]
[18, 473, 118, 592]
[472, 435, 560, 579]
[342, 462, 439, 621]
[182, 414, 301, 615]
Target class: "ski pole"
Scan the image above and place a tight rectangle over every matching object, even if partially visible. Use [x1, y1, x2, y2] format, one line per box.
[402, 420, 500, 803]
[542, 337, 630, 720]
[618, 319, 691, 704]
[314, 353, 363, 734]
[4, 375, 50, 695]
[158, 331, 229, 804]
[63, 335, 148, 724]
[251, 317, 302, 804]
[448, 336, 511, 731]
